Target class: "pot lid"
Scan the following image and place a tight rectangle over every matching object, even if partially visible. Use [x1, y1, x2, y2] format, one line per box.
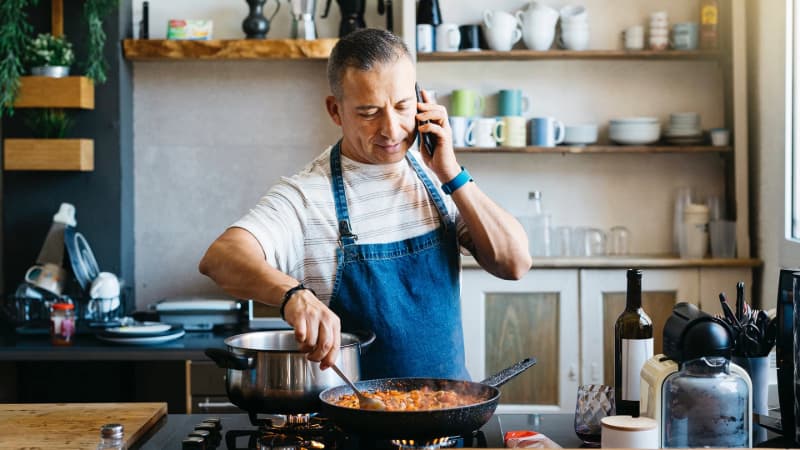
[64, 225, 100, 291]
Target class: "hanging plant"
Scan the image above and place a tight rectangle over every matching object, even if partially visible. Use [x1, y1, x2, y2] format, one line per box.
[0, 0, 38, 117]
[83, 0, 118, 84]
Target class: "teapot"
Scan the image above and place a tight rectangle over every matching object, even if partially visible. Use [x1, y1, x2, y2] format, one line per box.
[322, 0, 366, 37]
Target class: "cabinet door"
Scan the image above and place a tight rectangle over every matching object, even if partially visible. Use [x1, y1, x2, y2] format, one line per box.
[579, 269, 699, 386]
[461, 269, 579, 413]
[697, 268, 753, 316]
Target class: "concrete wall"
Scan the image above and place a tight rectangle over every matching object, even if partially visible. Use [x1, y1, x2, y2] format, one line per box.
[133, 0, 730, 306]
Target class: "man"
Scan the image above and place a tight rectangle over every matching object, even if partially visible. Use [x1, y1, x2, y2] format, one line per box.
[199, 29, 530, 380]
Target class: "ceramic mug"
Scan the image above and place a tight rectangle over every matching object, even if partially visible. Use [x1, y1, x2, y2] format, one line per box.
[482, 10, 522, 51]
[25, 262, 67, 296]
[449, 116, 471, 147]
[517, 6, 558, 51]
[436, 23, 461, 52]
[498, 89, 531, 116]
[498, 116, 527, 147]
[466, 118, 504, 147]
[417, 24, 434, 53]
[459, 24, 482, 50]
[450, 89, 485, 117]
[622, 25, 644, 50]
[529, 117, 565, 147]
[672, 22, 699, 50]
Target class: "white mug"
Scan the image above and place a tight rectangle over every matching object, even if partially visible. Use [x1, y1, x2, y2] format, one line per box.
[466, 118, 504, 147]
[25, 262, 66, 296]
[482, 10, 522, 51]
[417, 24, 434, 53]
[449, 116, 470, 147]
[623, 25, 645, 50]
[436, 23, 461, 52]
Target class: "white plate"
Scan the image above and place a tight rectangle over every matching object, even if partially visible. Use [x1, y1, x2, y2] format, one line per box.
[96, 329, 186, 345]
[104, 322, 173, 335]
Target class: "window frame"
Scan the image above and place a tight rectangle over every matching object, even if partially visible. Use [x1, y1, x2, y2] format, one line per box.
[786, 0, 800, 265]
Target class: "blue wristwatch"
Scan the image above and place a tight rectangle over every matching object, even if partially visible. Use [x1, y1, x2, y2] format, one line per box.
[441, 167, 473, 195]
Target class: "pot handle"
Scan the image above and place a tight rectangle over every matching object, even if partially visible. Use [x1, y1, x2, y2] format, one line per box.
[479, 356, 537, 388]
[348, 329, 376, 351]
[205, 348, 255, 370]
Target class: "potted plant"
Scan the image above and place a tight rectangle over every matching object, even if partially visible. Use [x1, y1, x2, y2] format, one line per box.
[26, 33, 75, 77]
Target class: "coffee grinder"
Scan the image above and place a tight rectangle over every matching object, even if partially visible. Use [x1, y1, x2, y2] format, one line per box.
[639, 302, 752, 447]
[321, 0, 366, 37]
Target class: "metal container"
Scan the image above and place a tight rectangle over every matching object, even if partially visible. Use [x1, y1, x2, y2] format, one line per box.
[205, 330, 373, 414]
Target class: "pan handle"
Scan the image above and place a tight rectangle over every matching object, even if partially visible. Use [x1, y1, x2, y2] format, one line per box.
[480, 356, 537, 388]
[205, 348, 255, 370]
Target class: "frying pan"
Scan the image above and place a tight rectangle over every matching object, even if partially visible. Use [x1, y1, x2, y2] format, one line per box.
[319, 357, 536, 440]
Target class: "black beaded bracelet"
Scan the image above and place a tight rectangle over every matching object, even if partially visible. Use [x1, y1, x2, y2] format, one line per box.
[279, 283, 316, 320]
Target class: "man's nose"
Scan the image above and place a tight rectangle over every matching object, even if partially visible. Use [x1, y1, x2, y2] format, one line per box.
[380, 111, 405, 141]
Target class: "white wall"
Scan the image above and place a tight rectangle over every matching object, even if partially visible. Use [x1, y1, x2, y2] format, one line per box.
[133, 0, 729, 307]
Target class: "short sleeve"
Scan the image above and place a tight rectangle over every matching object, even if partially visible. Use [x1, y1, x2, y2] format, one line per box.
[230, 180, 307, 277]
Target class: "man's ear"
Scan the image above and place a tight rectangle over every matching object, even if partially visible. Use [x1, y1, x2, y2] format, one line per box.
[325, 96, 342, 126]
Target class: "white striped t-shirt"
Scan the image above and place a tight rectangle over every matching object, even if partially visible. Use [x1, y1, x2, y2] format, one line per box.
[231, 145, 469, 304]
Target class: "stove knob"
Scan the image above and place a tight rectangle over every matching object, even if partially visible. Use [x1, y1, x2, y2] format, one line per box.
[189, 430, 211, 440]
[202, 417, 222, 431]
[182, 436, 206, 450]
[195, 423, 216, 434]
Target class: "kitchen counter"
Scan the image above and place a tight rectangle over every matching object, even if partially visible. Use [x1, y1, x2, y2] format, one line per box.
[0, 328, 238, 361]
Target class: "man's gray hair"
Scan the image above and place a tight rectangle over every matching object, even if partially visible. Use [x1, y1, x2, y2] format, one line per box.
[327, 28, 412, 100]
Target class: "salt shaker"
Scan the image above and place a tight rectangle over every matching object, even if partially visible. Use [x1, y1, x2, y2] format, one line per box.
[97, 423, 126, 449]
[50, 302, 75, 346]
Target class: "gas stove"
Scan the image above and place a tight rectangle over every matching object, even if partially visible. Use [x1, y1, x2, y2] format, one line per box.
[173, 413, 503, 450]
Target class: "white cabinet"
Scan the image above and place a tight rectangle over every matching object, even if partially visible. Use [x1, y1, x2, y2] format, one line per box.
[578, 269, 698, 386]
[461, 268, 580, 413]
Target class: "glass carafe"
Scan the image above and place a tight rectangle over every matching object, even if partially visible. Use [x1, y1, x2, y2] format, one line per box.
[662, 356, 749, 448]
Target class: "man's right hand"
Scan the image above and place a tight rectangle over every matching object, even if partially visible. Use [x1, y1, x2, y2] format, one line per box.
[282, 289, 342, 370]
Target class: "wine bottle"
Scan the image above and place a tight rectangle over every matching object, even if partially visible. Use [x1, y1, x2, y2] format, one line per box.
[614, 269, 653, 417]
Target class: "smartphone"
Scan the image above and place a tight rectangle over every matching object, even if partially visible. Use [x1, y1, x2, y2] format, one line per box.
[415, 83, 438, 157]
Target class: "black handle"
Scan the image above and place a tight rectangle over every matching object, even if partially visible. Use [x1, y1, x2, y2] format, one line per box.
[205, 348, 254, 370]
[479, 357, 537, 388]
[386, 0, 393, 31]
[377, 0, 384, 15]
[321, 0, 333, 18]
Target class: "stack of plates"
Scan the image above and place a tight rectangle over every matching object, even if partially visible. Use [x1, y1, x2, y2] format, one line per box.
[96, 321, 185, 345]
[664, 112, 704, 144]
[608, 117, 661, 145]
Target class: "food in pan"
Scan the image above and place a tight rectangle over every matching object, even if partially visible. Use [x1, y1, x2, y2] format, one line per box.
[333, 386, 483, 411]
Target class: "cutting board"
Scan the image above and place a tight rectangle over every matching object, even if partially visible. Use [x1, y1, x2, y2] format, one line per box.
[0, 402, 166, 449]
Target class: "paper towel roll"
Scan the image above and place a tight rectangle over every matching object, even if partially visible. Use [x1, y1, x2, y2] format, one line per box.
[600, 415, 658, 449]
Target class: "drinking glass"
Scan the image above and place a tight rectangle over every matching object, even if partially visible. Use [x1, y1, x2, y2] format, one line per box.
[584, 228, 606, 257]
[607, 226, 631, 256]
[574, 384, 615, 447]
[550, 226, 572, 257]
[571, 227, 588, 257]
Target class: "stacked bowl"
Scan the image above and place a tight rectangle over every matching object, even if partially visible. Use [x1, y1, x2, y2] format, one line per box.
[558, 5, 589, 50]
[608, 117, 661, 145]
[664, 112, 703, 144]
[649, 11, 669, 50]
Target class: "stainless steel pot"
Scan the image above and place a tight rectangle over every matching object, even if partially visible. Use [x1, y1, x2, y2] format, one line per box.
[205, 329, 374, 414]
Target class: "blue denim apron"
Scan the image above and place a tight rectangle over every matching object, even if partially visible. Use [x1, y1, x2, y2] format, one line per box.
[327, 142, 469, 380]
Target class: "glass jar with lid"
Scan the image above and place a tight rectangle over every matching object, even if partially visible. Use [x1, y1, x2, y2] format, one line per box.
[97, 423, 126, 449]
[50, 302, 75, 346]
[662, 356, 750, 448]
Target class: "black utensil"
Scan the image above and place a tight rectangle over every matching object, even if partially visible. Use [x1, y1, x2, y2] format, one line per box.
[719, 293, 740, 330]
[735, 281, 745, 322]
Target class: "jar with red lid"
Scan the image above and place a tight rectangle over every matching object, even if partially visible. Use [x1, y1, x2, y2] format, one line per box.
[50, 302, 75, 345]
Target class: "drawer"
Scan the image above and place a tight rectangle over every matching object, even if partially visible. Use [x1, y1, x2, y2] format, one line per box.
[190, 360, 227, 396]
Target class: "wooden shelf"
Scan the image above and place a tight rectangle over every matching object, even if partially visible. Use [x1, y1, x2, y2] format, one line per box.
[418, 49, 720, 62]
[4, 138, 94, 171]
[122, 38, 338, 60]
[14, 76, 94, 109]
[455, 145, 732, 154]
[462, 255, 762, 269]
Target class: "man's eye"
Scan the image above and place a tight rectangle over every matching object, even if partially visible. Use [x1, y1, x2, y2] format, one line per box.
[359, 110, 379, 118]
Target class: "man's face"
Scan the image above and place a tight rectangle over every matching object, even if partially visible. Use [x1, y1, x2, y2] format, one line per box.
[326, 55, 417, 165]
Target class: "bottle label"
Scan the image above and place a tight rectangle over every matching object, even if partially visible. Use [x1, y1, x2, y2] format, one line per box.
[621, 338, 654, 401]
[701, 6, 718, 25]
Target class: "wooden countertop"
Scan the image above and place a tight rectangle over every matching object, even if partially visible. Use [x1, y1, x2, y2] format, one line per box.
[0, 402, 166, 449]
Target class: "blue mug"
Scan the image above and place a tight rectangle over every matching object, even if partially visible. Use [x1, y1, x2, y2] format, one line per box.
[529, 117, 565, 147]
[672, 22, 699, 50]
[498, 89, 530, 116]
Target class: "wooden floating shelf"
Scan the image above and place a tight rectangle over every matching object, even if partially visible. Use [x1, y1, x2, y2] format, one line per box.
[418, 49, 720, 61]
[4, 138, 94, 171]
[14, 76, 94, 109]
[462, 255, 762, 269]
[455, 145, 732, 154]
[123, 38, 339, 60]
